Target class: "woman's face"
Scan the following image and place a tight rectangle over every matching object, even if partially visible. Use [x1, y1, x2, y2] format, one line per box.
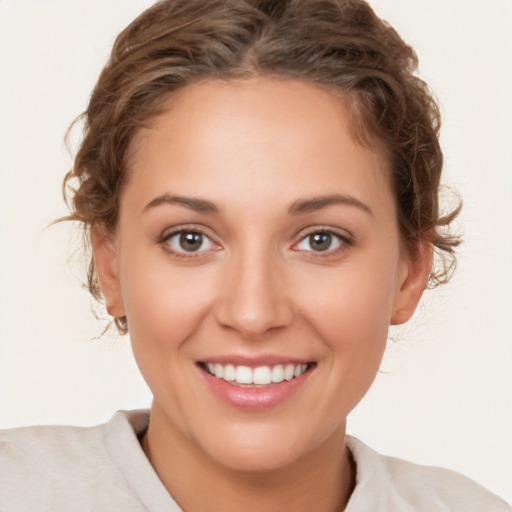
[95, 78, 428, 472]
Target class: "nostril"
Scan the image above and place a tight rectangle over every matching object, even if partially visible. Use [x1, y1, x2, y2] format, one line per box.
[214, 292, 294, 339]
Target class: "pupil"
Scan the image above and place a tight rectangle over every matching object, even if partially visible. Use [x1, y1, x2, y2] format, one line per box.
[311, 233, 331, 251]
[180, 232, 203, 252]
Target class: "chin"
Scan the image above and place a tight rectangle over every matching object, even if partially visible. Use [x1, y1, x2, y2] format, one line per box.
[205, 438, 305, 474]
[195, 421, 338, 474]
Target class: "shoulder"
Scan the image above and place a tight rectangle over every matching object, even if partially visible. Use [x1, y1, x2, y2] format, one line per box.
[0, 410, 155, 512]
[1, 418, 106, 470]
[346, 436, 511, 512]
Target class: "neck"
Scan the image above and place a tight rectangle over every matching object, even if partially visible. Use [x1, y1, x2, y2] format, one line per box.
[141, 403, 356, 512]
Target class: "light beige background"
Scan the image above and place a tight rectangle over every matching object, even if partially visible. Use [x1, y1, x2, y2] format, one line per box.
[0, 0, 511, 503]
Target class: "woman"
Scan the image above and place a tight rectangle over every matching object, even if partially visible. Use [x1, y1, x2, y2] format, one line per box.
[0, 1, 510, 510]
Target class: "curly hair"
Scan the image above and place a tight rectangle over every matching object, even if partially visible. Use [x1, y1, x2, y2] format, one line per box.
[63, 0, 461, 334]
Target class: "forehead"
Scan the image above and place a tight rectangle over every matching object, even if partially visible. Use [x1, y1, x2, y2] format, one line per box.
[125, 78, 393, 216]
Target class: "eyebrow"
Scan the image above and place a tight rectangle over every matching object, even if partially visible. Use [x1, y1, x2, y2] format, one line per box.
[142, 193, 372, 216]
[142, 194, 220, 214]
[288, 194, 373, 216]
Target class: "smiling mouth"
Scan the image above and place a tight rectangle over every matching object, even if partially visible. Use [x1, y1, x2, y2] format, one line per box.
[198, 362, 316, 387]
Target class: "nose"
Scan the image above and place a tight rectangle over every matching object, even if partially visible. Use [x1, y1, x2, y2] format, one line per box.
[214, 246, 294, 339]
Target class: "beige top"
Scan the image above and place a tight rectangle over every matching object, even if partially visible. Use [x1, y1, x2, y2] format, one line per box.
[0, 410, 509, 511]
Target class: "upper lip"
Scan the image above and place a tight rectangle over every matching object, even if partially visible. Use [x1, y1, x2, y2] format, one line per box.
[197, 354, 314, 368]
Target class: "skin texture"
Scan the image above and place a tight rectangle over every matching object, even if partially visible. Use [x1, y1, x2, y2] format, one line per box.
[93, 78, 431, 512]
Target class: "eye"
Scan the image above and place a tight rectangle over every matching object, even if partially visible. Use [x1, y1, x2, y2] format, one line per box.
[294, 230, 350, 254]
[163, 230, 215, 254]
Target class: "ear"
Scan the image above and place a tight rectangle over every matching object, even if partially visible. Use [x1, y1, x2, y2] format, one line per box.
[390, 242, 433, 325]
[91, 225, 125, 318]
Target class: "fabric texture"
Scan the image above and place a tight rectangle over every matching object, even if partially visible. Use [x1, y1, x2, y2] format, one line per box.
[1, 410, 509, 511]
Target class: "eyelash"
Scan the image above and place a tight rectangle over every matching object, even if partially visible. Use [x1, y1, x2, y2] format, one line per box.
[292, 227, 353, 257]
[159, 226, 219, 259]
[158, 226, 353, 259]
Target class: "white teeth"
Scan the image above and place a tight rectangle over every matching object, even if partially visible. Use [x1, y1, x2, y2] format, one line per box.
[294, 364, 304, 378]
[235, 366, 253, 384]
[205, 362, 310, 385]
[214, 363, 224, 379]
[284, 364, 295, 381]
[223, 364, 236, 381]
[253, 366, 272, 385]
[271, 365, 285, 383]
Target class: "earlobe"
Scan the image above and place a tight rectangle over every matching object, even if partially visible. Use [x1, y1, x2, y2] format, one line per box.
[91, 225, 125, 318]
[390, 242, 433, 325]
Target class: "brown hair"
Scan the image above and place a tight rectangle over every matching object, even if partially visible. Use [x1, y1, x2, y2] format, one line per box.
[63, 0, 461, 334]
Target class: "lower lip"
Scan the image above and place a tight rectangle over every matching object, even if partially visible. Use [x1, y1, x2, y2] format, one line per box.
[200, 367, 313, 410]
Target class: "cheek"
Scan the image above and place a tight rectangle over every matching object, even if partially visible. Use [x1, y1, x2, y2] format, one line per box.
[121, 263, 219, 419]
[120, 254, 217, 355]
[302, 263, 398, 340]
[296, 250, 401, 382]
[314, 286, 390, 376]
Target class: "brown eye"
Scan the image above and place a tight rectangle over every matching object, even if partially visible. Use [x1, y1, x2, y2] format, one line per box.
[165, 230, 214, 253]
[180, 232, 204, 252]
[294, 230, 347, 254]
[309, 233, 333, 252]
